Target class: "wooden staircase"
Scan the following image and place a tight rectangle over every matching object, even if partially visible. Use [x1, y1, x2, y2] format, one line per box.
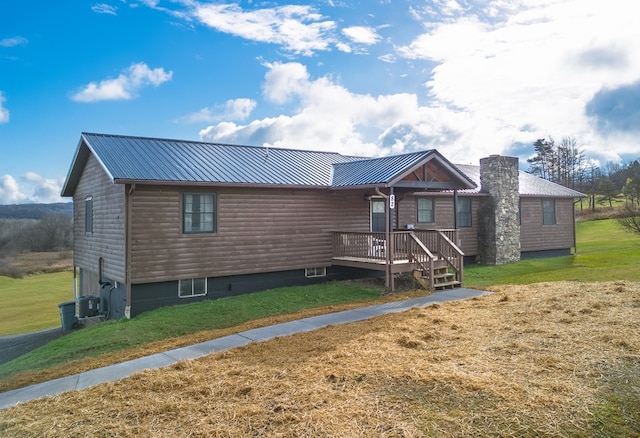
[412, 260, 462, 291]
[406, 232, 464, 293]
[331, 229, 464, 293]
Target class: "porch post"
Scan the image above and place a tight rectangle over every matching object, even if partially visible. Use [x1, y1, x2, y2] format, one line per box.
[388, 187, 395, 293]
[374, 187, 393, 292]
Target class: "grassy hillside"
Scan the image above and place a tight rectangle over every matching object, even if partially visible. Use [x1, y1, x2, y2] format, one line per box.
[0, 271, 73, 335]
[465, 217, 640, 286]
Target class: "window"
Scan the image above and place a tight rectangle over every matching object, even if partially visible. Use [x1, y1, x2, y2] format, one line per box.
[417, 197, 435, 223]
[305, 267, 327, 278]
[183, 193, 216, 233]
[85, 197, 93, 234]
[179, 278, 207, 298]
[456, 197, 472, 228]
[543, 199, 556, 225]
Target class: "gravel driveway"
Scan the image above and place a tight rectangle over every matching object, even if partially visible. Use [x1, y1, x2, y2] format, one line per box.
[0, 328, 67, 366]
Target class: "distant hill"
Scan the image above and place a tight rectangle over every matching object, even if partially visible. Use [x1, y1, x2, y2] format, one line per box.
[0, 202, 73, 219]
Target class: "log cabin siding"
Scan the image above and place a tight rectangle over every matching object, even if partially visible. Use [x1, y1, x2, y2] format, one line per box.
[520, 197, 576, 252]
[398, 194, 481, 256]
[73, 154, 126, 288]
[130, 186, 370, 284]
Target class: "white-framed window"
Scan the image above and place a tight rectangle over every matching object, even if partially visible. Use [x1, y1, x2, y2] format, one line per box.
[542, 199, 556, 225]
[305, 267, 327, 278]
[183, 193, 216, 233]
[85, 196, 93, 234]
[456, 197, 472, 228]
[178, 278, 207, 298]
[417, 197, 435, 223]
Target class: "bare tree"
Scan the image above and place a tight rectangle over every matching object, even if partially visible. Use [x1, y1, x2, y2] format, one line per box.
[526, 136, 590, 191]
[617, 204, 640, 235]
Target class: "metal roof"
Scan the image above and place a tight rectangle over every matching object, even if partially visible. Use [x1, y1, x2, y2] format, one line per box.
[454, 164, 585, 198]
[332, 151, 435, 187]
[61, 133, 582, 198]
[65, 133, 356, 191]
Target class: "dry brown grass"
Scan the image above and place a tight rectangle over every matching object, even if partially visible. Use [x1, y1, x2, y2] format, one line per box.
[1, 281, 638, 437]
[0, 251, 73, 277]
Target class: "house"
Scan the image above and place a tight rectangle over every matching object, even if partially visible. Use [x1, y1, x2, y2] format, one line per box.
[61, 133, 584, 320]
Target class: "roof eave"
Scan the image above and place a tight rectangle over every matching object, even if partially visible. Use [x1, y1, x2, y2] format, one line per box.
[60, 134, 116, 197]
[113, 179, 332, 190]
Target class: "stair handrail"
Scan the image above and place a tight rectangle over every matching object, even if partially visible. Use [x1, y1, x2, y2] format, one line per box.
[408, 232, 436, 292]
[434, 230, 464, 284]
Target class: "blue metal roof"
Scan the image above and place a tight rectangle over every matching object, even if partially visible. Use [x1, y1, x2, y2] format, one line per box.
[332, 151, 434, 187]
[79, 133, 355, 186]
[455, 164, 585, 198]
[62, 133, 578, 198]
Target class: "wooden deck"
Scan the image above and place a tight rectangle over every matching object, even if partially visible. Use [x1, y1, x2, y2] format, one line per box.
[331, 229, 464, 291]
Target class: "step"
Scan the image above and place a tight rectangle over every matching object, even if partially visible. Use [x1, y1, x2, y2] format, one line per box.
[434, 280, 462, 290]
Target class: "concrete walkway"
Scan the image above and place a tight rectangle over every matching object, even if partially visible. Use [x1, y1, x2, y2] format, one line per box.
[0, 288, 489, 410]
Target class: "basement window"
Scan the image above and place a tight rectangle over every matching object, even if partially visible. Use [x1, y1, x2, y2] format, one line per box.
[305, 267, 327, 278]
[178, 278, 207, 298]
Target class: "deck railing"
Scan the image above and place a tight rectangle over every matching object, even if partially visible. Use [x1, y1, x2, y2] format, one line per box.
[332, 231, 388, 262]
[331, 229, 464, 287]
[412, 229, 464, 285]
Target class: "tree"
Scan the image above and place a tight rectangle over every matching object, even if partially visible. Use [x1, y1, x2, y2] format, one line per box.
[622, 160, 640, 206]
[527, 138, 554, 181]
[597, 177, 619, 208]
[617, 204, 640, 235]
[526, 136, 590, 190]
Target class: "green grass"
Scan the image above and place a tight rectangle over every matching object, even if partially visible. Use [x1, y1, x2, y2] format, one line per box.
[465, 218, 640, 287]
[0, 271, 74, 336]
[0, 281, 382, 380]
[591, 358, 640, 437]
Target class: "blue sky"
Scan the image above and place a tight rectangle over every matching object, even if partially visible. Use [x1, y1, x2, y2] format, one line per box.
[1, 0, 639, 203]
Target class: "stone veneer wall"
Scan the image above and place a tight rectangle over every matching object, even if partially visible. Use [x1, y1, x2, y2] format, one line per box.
[476, 155, 521, 265]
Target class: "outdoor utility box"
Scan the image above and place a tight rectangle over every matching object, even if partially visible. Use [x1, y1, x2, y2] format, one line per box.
[59, 301, 78, 330]
[76, 295, 100, 318]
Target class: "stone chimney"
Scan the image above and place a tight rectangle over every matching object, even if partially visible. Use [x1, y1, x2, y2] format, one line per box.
[476, 155, 521, 265]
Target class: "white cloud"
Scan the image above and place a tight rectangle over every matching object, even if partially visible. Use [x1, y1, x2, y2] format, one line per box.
[71, 62, 173, 102]
[91, 3, 118, 15]
[200, 62, 471, 158]
[0, 92, 9, 123]
[193, 3, 336, 55]
[0, 36, 28, 47]
[335, 42, 352, 53]
[22, 172, 65, 203]
[342, 26, 381, 45]
[179, 98, 257, 123]
[0, 173, 65, 204]
[397, 0, 640, 163]
[0, 175, 27, 204]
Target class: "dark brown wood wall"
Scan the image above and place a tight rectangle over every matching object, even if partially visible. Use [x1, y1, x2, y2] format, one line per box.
[399, 194, 576, 257]
[129, 186, 370, 284]
[520, 197, 576, 252]
[73, 154, 127, 284]
[398, 194, 480, 256]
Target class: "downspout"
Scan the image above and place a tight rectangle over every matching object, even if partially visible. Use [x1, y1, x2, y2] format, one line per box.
[375, 187, 394, 292]
[125, 183, 135, 319]
[73, 266, 77, 300]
